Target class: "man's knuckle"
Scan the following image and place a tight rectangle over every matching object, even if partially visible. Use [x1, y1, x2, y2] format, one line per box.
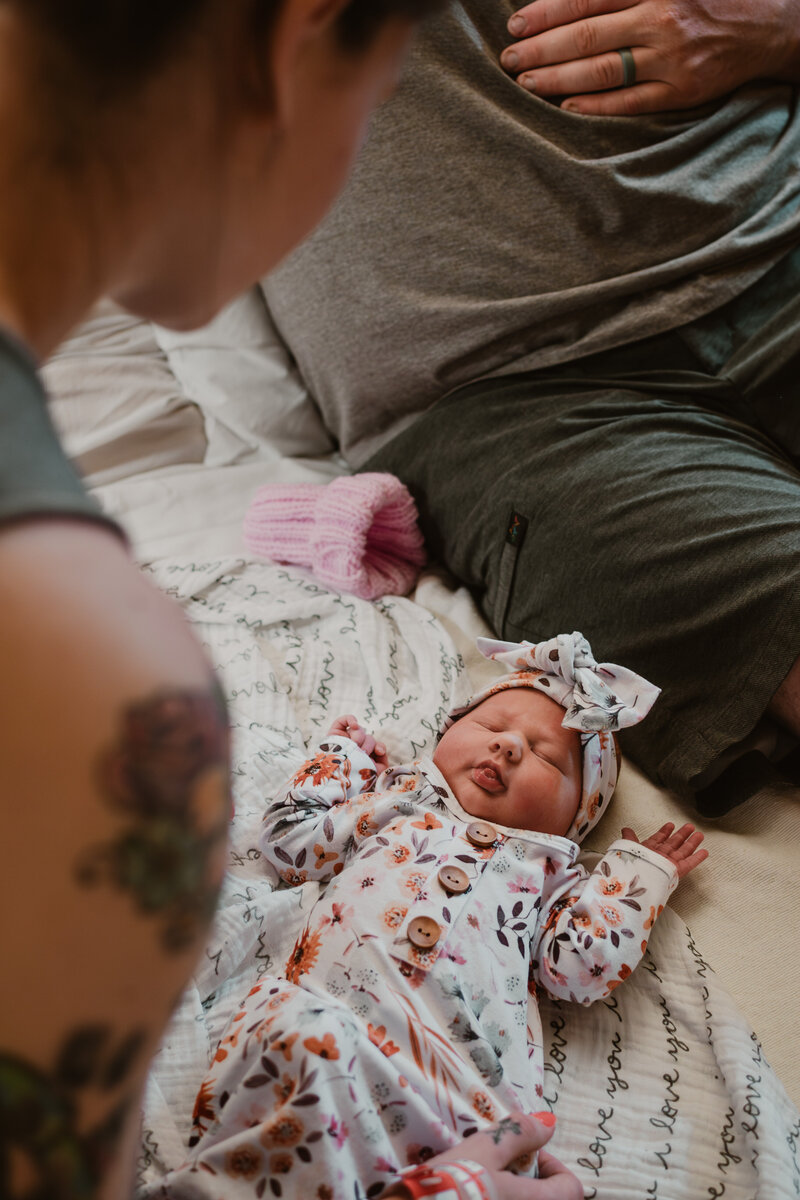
[652, 5, 674, 34]
[574, 19, 599, 56]
[594, 54, 620, 89]
[535, 1, 554, 31]
[567, 0, 594, 22]
[620, 88, 643, 115]
[655, 3, 688, 45]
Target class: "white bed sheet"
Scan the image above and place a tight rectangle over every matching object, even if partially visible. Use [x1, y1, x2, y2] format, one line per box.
[131, 547, 800, 1198]
[43, 294, 800, 1197]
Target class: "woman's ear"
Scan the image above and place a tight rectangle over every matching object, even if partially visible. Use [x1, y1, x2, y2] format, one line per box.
[247, 0, 352, 120]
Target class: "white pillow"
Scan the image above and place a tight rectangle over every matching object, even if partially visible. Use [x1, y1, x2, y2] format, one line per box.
[44, 298, 207, 488]
[153, 288, 334, 465]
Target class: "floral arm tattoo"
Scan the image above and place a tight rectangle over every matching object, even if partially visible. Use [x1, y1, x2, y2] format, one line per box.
[0, 1026, 145, 1200]
[77, 681, 231, 952]
[1, 682, 231, 1199]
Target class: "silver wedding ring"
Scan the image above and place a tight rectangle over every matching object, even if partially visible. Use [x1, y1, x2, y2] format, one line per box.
[617, 47, 636, 87]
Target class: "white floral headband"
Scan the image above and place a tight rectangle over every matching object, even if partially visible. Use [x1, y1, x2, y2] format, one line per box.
[442, 632, 660, 843]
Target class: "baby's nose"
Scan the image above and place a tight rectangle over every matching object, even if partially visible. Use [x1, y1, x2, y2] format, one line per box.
[493, 731, 523, 761]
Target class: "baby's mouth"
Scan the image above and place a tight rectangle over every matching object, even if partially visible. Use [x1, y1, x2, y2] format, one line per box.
[472, 761, 505, 793]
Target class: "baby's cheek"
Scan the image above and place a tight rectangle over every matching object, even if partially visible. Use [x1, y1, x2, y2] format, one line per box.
[431, 741, 455, 786]
[453, 791, 485, 818]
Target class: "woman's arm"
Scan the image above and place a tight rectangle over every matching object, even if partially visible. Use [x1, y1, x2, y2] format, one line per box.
[501, 0, 800, 115]
[0, 519, 231, 1200]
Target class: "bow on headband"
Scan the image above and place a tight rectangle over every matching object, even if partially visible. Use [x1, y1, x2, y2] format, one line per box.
[476, 633, 660, 734]
[443, 633, 660, 844]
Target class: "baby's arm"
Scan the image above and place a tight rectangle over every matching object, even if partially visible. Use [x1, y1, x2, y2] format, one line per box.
[260, 725, 383, 886]
[533, 828, 705, 1004]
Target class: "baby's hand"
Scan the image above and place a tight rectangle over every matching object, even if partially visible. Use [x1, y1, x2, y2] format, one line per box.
[328, 714, 390, 770]
[621, 821, 708, 880]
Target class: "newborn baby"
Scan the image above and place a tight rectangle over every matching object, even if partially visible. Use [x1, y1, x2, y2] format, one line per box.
[172, 633, 707, 1199]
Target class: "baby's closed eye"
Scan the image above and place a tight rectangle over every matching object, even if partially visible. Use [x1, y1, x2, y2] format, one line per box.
[534, 748, 561, 770]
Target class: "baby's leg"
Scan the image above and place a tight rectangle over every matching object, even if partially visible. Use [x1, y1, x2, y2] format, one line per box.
[160, 978, 445, 1197]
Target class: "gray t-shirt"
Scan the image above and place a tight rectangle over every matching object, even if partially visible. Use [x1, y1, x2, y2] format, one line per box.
[263, 1, 800, 465]
[0, 329, 123, 537]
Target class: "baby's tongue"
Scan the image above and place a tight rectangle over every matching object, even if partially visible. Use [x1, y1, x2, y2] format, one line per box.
[474, 764, 503, 792]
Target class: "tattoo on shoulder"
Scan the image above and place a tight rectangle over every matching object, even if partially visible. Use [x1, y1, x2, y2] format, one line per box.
[76, 683, 231, 953]
[0, 1025, 145, 1200]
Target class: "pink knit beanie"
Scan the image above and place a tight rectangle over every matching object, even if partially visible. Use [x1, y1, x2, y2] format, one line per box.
[243, 473, 427, 600]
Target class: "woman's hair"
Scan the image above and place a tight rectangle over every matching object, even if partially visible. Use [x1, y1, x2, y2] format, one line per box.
[14, 0, 442, 94]
[15, 1, 213, 91]
[338, 0, 444, 50]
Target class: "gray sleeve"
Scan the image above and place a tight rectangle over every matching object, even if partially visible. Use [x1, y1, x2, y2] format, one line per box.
[0, 332, 125, 540]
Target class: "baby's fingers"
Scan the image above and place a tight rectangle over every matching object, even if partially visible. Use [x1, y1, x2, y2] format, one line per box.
[622, 822, 675, 849]
[665, 823, 707, 860]
[680, 845, 709, 873]
[330, 713, 359, 735]
[647, 822, 677, 847]
[345, 719, 368, 746]
[673, 823, 704, 850]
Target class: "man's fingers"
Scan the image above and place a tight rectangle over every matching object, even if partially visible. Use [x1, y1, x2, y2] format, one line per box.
[507, 0, 777, 112]
[502, 9, 638, 74]
[560, 79, 680, 115]
[508, 0, 639, 41]
[516, 48, 646, 97]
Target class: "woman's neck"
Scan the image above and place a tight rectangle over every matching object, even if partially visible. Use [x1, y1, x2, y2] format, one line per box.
[0, 188, 115, 362]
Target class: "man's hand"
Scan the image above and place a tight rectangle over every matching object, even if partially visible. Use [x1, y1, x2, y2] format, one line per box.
[328, 714, 390, 770]
[501, 0, 800, 116]
[621, 821, 708, 878]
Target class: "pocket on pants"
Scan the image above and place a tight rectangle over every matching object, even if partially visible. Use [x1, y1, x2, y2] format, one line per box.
[492, 508, 530, 637]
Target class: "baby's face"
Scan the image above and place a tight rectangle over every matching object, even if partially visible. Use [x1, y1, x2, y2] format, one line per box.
[433, 688, 582, 836]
